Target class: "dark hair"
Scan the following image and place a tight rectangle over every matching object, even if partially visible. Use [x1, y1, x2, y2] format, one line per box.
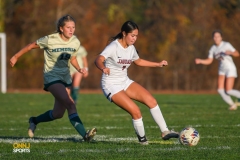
[109, 20, 139, 43]
[56, 15, 76, 33]
[212, 30, 222, 38]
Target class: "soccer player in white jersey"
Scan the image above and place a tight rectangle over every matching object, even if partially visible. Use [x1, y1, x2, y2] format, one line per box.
[9, 15, 96, 141]
[69, 45, 89, 105]
[195, 30, 240, 110]
[95, 20, 179, 145]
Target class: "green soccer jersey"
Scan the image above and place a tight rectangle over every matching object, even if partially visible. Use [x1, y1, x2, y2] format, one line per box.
[36, 32, 80, 85]
[69, 45, 87, 75]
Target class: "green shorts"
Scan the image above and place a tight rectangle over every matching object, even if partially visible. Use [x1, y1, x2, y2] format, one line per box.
[44, 80, 72, 91]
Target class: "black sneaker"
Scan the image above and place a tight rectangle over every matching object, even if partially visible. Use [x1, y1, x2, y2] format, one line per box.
[162, 130, 179, 140]
[137, 135, 149, 145]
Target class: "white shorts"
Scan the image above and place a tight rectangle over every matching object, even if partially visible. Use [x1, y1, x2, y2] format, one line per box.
[101, 78, 134, 102]
[218, 68, 237, 78]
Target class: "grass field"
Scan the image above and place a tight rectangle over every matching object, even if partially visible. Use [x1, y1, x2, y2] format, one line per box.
[0, 93, 240, 159]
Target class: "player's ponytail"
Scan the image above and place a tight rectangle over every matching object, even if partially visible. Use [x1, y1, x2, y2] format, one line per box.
[108, 32, 123, 44]
[108, 20, 139, 45]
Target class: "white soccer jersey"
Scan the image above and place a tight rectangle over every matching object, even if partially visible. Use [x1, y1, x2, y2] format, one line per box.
[100, 39, 139, 85]
[69, 46, 87, 74]
[208, 41, 236, 71]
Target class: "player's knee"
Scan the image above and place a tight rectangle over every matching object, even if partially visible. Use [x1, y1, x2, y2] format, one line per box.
[132, 112, 142, 119]
[55, 115, 64, 119]
[145, 96, 157, 108]
[62, 97, 75, 109]
[151, 98, 158, 107]
[131, 108, 142, 119]
[53, 113, 64, 119]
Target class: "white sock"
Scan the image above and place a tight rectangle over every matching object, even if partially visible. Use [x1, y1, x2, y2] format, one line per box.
[218, 89, 234, 105]
[150, 105, 168, 132]
[226, 89, 240, 99]
[132, 118, 145, 137]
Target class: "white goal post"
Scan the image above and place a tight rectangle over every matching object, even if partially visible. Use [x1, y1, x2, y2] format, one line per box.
[0, 33, 6, 93]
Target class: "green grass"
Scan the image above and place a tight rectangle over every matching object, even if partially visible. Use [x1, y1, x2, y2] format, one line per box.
[0, 93, 239, 159]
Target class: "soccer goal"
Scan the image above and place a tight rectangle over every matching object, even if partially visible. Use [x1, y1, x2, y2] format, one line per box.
[0, 33, 6, 93]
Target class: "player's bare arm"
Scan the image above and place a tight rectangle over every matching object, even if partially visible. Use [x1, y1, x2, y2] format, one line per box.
[134, 58, 168, 67]
[225, 50, 240, 57]
[82, 56, 89, 77]
[95, 55, 110, 75]
[10, 42, 40, 67]
[70, 56, 86, 74]
[82, 56, 88, 69]
[195, 58, 213, 65]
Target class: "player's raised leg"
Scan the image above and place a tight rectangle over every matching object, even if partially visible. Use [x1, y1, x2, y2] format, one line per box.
[126, 82, 179, 140]
[28, 110, 55, 138]
[111, 91, 148, 145]
[50, 83, 97, 141]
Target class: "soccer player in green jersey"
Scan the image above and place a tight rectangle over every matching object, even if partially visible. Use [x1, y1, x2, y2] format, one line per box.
[9, 15, 96, 141]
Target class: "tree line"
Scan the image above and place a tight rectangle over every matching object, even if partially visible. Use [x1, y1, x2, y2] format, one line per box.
[3, 0, 240, 91]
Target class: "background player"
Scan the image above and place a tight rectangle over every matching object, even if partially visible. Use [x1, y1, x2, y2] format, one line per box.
[9, 14, 96, 141]
[95, 20, 179, 145]
[69, 45, 89, 105]
[195, 30, 240, 110]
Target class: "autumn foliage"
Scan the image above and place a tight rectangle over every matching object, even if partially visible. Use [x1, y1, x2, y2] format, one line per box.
[4, 0, 240, 91]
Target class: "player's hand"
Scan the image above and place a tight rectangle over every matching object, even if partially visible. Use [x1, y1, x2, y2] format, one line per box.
[83, 70, 89, 78]
[79, 68, 87, 74]
[10, 55, 18, 67]
[195, 58, 201, 64]
[159, 60, 168, 67]
[225, 50, 232, 55]
[102, 67, 110, 76]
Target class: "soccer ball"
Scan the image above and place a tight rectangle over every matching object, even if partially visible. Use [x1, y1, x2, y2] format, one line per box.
[179, 127, 200, 146]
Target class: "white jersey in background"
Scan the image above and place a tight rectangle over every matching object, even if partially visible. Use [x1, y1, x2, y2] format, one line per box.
[208, 41, 237, 77]
[69, 46, 87, 75]
[100, 39, 139, 85]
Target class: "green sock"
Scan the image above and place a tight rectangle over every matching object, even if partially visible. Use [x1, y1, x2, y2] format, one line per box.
[69, 113, 86, 137]
[34, 110, 54, 125]
[71, 87, 79, 104]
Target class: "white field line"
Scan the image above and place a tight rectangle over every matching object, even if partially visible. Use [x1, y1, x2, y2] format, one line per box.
[0, 134, 240, 144]
[0, 124, 239, 143]
[1, 124, 239, 131]
[0, 124, 239, 131]
[98, 124, 240, 129]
